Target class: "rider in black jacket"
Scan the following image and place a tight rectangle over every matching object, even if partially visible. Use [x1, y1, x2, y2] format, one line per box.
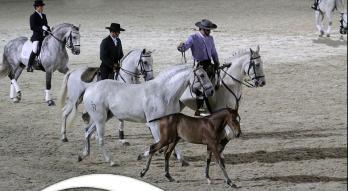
[27, 0, 51, 72]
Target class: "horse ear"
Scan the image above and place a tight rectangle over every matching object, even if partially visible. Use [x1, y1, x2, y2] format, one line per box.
[250, 48, 254, 54]
[78, 24, 81, 30]
[256, 45, 260, 53]
[142, 49, 146, 54]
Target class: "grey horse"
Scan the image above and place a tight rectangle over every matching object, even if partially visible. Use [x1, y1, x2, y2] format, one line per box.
[59, 49, 154, 142]
[0, 23, 81, 106]
[79, 64, 214, 166]
[315, 0, 345, 37]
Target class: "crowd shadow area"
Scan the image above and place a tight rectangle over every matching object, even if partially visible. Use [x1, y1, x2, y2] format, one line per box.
[312, 36, 347, 47]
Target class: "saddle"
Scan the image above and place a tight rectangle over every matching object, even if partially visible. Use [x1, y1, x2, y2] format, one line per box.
[81, 67, 99, 83]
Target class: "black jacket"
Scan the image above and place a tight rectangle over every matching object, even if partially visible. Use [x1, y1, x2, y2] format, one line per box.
[100, 36, 124, 69]
[30, 11, 50, 42]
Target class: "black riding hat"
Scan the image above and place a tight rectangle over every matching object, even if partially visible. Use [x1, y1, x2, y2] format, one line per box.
[195, 19, 217, 30]
[33, 0, 45, 7]
[106, 23, 125, 32]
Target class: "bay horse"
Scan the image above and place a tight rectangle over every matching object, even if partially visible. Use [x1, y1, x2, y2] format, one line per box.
[0, 23, 81, 106]
[59, 49, 154, 142]
[78, 65, 214, 166]
[139, 108, 241, 187]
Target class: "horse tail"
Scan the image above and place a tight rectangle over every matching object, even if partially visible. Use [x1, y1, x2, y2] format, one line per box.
[0, 53, 10, 79]
[59, 70, 72, 108]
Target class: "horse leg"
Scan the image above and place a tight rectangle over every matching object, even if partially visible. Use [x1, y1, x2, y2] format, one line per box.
[209, 144, 236, 188]
[140, 141, 166, 177]
[78, 123, 95, 162]
[117, 120, 130, 146]
[95, 117, 116, 166]
[8, 68, 22, 103]
[205, 150, 213, 184]
[45, 72, 55, 106]
[164, 139, 180, 182]
[315, 11, 325, 36]
[326, 12, 333, 37]
[60, 101, 76, 142]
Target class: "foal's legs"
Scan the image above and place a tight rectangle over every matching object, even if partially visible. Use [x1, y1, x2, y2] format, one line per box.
[209, 143, 235, 187]
[140, 121, 189, 166]
[140, 141, 168, 177]
[205, 151, 213, 184]
[164, 139, 180, 182]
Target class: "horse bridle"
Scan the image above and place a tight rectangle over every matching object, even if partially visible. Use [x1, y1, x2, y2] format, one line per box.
[189, 67, 212, 98]
[47, 29, 80, 52]
[116, 53, 153, 82]
[340, 14, 347, 34]
[220, 51, 264, 109]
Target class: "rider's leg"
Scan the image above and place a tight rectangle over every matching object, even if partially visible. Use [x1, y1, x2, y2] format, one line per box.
[27, 41, 39, 72]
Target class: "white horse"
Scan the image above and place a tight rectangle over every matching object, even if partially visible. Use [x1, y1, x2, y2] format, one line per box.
[0, 23, 81, 106]
[315, 0, 345, 37]
[79, 65, 214, 166]
[59, 49, 154, 142]
[180, 46, 265, 157]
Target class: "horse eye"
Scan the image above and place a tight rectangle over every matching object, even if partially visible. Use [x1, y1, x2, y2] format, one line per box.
[200, 74, 205, 78]
[255, 63, 260, 67]
[143, 61, 147, 65]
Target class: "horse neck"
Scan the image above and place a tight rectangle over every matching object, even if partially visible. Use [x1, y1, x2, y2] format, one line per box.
[43, 26, 70, 52]
[222, 53, 250, 84]
[119, 50, 141, 83]
[155, 66, 191, 99]
[207, 109, 229, 131]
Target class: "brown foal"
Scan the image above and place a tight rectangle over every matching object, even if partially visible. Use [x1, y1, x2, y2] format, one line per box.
[140, 108, 241, 187]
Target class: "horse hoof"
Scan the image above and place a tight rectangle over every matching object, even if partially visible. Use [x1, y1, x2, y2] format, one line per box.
[181, 160, 190, 167]
[165, 174, 175, 182]
[47, 100, 55, 106]
[120, 140, 130, 146]
[326, 34, 330, 37]
[140, 170, 146, 177]
[16, 91, 22, 101]
[206, 178, 211, 185]
[110, 161, 117, 167]
[77, 155, 83, 162]
[137, 154, 143, 161]
[61, 137, 69, 142]
[12, 98, 20, 103]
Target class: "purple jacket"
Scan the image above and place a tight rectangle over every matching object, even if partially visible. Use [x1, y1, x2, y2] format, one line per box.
[179, 32, 219, 63]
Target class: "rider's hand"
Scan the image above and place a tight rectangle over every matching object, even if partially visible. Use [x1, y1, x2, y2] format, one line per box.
[42, 26, 48, 31]
[177, 42, 185, 52]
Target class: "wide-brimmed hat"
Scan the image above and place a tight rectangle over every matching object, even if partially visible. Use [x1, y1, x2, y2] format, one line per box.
[106, 23, 125, 32]
[195, 19, 217, 30]
[33, 0, 45, 7]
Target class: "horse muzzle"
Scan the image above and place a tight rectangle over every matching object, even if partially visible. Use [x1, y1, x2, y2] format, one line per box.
[204, 86, 214, 97]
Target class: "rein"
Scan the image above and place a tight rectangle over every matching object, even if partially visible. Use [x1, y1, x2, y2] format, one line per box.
[46, 29, 80, 50]
[219, 52, 263, 109]
[115, 53, 153, 82]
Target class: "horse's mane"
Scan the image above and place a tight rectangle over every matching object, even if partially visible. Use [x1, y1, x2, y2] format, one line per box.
[155, 64, 191, 82]
[224, 49, 250, 62]
[120, 50, 136, 63]
[51, 23, 78, 32]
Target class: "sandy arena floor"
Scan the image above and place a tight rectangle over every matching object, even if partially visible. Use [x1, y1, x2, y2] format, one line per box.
[0, 0, 347, 190]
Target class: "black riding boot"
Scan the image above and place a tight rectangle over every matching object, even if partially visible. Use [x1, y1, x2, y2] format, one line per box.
[195, 98, 204, 116]
[27, 51, 36, 72]
[311, 1, 318, 10]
